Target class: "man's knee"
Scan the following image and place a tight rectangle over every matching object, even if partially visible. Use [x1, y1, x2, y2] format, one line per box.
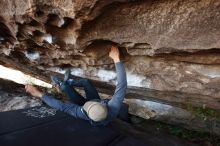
[60, 82, 69, 91]
[81, 79, 90, 84]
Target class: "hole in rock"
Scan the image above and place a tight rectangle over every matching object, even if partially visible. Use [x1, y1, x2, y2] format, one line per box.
[0, 17, 16, 44]
[36, 10, 44, 17]
[10, 50, 26, 60]
[29, 19, 42, 27]
[33, 30, 44, 36]
[46, 16, 76, 46]
[33, 30, 53, 44]
[59, 64, 73, 69]
[24, 48, 41, 61]
[62, 17, 75, 28]
[47, 14, 64, 27]
[83, 40, 130, 60]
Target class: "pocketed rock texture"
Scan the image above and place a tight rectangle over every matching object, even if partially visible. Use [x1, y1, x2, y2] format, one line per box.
[0, 0, 220, 134]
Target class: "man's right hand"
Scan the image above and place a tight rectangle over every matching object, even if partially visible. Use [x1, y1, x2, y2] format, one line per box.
[25, 84, 43, 99]
[109, 46, 120, 63]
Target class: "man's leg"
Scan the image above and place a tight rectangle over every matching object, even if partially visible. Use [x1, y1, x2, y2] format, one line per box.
[67, 79, 100, 100]
[60, 82, 87, 106]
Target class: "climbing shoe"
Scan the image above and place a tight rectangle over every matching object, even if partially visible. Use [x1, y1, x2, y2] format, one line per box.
[64, 69, 71, 82]
[51, 76, 63, 87]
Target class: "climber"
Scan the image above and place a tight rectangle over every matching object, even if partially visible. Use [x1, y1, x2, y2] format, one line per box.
[25, 46, 127, 125]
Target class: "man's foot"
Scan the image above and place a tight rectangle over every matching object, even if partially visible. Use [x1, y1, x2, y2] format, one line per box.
[64, 69, 71, 82]
[51, 76, 63, 87]
[51, 69, 71, 90]
[51, 75, 66, 93]
[25, 85, 43, 98]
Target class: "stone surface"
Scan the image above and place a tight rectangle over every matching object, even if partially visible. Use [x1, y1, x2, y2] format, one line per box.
[79, 0, 220, 52]
[0, 79, 41, 112]
[0, 0, 220, 136]
[0, 0, 220, 97]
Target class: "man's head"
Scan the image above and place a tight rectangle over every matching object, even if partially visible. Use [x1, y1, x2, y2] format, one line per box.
[83, 101, 108, 122]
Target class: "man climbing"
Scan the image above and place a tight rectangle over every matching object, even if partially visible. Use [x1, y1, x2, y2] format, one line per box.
[25, 46, 127, 125]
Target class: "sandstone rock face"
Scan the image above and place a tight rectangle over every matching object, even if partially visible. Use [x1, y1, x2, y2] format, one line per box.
[0, 0, 220, 134]
[79, 0, 220, 52]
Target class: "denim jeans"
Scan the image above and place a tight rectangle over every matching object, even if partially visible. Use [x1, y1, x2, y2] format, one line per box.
[60, 79, 100, 106]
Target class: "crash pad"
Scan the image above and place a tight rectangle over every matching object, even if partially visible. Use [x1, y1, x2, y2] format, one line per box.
[0, 106, 147, 146]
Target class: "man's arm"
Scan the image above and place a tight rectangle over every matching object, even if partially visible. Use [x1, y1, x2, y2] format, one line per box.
[42, 95, 88, 120]
[25, 85, 88, 120]
[107, 46, 127, 119]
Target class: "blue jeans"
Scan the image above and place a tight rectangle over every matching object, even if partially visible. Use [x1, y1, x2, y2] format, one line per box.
[60, 79, 100, 106]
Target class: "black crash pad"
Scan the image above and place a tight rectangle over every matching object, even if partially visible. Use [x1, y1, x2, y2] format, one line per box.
[0, 106, 147, 146]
